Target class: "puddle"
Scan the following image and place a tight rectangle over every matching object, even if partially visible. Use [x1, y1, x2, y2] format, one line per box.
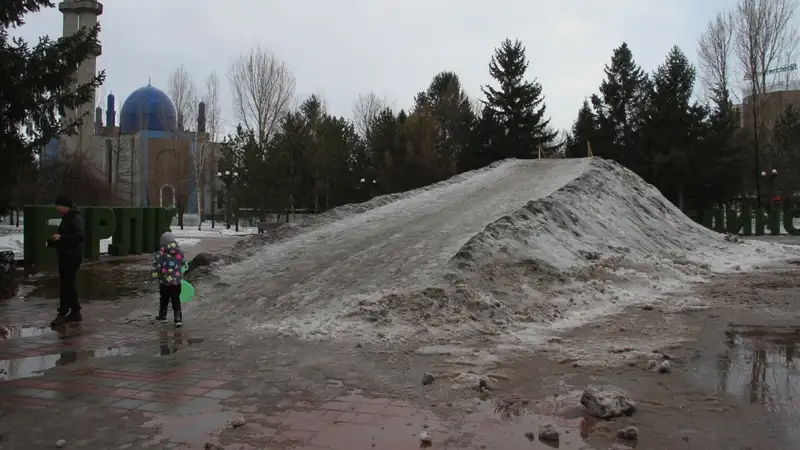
[718, 325, 800, 415]
[144, 410, 237, 447]
[688, 324, 800, 446]
[157, 331, 203, 356]
[0, 325, 53, 339]
[461, 395, 589, 449]
[0, 345, 135, 381]
[19, 264, 150, 301]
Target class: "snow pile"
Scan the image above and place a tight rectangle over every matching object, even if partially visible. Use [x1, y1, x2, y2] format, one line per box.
[198, 158, 800, 342]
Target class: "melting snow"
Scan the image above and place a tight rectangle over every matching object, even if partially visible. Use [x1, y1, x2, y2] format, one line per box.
[168, 159, 800, 341]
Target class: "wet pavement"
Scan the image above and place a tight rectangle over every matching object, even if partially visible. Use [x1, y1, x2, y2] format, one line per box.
[1, 253, 800, 448]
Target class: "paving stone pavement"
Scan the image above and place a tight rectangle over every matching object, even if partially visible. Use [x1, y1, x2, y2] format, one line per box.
[0, 308, 593, 450]
[0, 256, 593, 450]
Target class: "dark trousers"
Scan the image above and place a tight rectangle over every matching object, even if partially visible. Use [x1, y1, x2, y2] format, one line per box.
[57, 257, 81, 314]
[158, 284, 182, 316]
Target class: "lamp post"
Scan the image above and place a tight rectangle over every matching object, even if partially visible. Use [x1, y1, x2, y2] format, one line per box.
[217, 170, 238, 230]
[745, 63, 796, 208]
[760, 168, 778, 211]
[360, 178, 377, 200]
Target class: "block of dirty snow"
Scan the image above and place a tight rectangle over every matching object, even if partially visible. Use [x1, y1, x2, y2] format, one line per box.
[579, 384, 636, 419]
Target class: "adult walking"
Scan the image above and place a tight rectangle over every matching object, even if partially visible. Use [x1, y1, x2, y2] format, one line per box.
[49, 196, 85, 327]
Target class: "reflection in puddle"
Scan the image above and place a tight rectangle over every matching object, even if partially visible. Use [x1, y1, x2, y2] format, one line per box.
[720, 325, 800, 414]
[144, 410, 237, 447]
[0, 325, 52, 339]
[0, 346, 135, 381]
[15, 263, 150, 301]
[714, 324, 800, 444]
[464, 396, 588, 449]
[158, 332, 203, 356]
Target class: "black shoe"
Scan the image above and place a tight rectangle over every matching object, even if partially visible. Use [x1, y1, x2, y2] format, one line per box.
[156, 312, 168, 323]
[174, 312, 182, 327]
[51, 314, 67, 327]
[65, 311, 82, 323]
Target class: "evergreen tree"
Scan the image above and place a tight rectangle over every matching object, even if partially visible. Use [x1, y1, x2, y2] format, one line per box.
[565, 100, 597, 158]
[1, 0, 105, 206]
[414, 71, 475, 178]
[459, 106, 501, 170]
[367, 108, 405, 191]
[693, 100, 745, 210]
[644, 46, 703, 208]
[591, 42, 649, 172]
[481, 38, 557, 160]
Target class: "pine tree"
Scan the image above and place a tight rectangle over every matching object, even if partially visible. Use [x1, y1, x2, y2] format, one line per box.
[591, 42, 649, 172]
[644, 46, 702, 208]
[481, 38, 557, 160]
[1, 0, 105, 206]
[694, 100, 745, 209]
[414, 71, 475, 178]
[565, 100, 597, 158]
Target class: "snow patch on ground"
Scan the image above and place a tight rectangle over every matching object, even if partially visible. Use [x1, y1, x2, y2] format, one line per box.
[198, 158, 800, 343]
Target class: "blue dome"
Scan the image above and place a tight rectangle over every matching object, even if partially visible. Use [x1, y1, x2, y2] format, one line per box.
[119, 85, 178, 134]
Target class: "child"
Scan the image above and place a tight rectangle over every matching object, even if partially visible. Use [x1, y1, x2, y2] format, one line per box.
[151, 231, 184, 327]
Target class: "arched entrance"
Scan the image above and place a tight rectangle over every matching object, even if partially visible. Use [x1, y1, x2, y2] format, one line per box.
[160, 184, 176, 207]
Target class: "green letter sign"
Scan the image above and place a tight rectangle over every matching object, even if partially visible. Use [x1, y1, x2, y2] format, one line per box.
[22, 205, 175, 263]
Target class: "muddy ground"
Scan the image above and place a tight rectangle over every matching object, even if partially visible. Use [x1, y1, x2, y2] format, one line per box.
[2, 253, 799, 449]
[185, 266, 800, 449]
[448, 267, 800, 450]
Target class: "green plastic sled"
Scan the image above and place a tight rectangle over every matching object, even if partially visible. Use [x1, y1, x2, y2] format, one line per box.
[179, 263, 195, 303]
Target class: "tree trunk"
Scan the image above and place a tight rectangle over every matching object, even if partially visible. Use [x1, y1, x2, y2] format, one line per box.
[196, 179, 203, 231]
[325, 176, 331, 210]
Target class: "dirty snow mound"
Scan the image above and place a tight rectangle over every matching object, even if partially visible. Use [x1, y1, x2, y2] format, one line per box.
[196, 158, 800, 342]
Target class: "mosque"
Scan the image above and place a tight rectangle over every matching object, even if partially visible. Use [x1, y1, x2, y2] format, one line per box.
[42, 1, 222, 216]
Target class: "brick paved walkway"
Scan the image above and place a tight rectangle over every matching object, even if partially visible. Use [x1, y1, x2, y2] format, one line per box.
[0, 322, 592, 450]
[0, 260, 595, 449]
[0, 319, 593, 449]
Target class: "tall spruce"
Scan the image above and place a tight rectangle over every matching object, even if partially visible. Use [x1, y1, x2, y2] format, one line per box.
[414, 71, 475, 177]
[1, 0, 105, 206]
[481, 38, 557, 160]
[565, 100, 597, 158]
[591, 42, 650, 172]
[644, 46, 703, 208]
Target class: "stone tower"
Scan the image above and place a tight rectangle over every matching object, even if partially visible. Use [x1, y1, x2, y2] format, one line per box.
[58, 1, 103, 153]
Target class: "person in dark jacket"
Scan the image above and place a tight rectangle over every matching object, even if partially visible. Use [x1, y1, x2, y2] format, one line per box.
[48, 196, 85, 327]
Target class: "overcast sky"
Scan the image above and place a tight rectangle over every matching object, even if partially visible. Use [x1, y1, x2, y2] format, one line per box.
[13, 0, 741, 135]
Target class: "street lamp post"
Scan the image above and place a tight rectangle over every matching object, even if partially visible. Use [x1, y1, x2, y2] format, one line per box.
[360, 178, 377, 200]
[745, 63, 796, 209]
[210, 186, 216, 229]
[217, 170, 238, 230]
[760, 168, 778, 211]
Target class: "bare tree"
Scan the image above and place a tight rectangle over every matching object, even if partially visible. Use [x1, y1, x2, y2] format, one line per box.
[698, 10, 736, 101]
[352, 91, 385, 138]
[228, 45, 296, 147]
[167, 65, 198, 132]
[192, 141, 211, 230]
[734, 0, 799, 96]
[203, 71, 222, 141]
